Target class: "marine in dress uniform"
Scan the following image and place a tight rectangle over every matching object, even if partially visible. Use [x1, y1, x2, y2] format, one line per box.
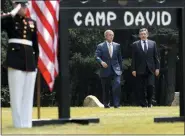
[1, 0, 39, 128]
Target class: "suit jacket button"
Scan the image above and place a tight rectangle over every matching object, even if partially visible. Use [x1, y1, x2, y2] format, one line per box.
[23, 35, 26, 38]
[33, 52, 35, 54]
[12, 48, 15, 51]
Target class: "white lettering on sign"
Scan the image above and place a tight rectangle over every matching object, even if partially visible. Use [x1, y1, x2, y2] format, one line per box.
[146, 11, 155, 26]
[135, 11, 145, 26]
[85, 12, 95, 26]
[124, 11, 134, 26]
[73, 11, 117, 26]
[107, 11, 117, 26]
[73, 11, 172, 27]
[96, 12, 106, 26]
[124, 11, 172, 26]
[162, 11, 171, 26]
[74, 12, 82, 26]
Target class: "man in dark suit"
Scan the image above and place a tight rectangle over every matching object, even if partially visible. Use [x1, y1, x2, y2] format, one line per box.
[95, 30, 123, 108]
[131, 28, 160, 108]
[1, 0, 39, 128]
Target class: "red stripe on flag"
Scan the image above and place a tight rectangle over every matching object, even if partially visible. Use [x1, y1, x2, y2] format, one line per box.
[45, 1, 59, 78]
[54, 69, 58, 77]
[45, 1, 58, 34]
[37, 31, 54, 62]
[38, 58, 52, 85]
[32, 1, 55, 41]
[26, 8, 30, 17]
[45, 1, 59, 71]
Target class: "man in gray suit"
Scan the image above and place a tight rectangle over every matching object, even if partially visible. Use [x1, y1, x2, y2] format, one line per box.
[131, 28, 160, 108]
[95, 30, 123, 108]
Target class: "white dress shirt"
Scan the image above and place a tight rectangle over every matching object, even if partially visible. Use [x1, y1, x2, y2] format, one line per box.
[141, 40, 148, 51]
[106, 41, 113, 57]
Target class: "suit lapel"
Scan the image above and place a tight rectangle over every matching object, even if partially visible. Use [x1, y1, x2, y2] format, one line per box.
[147, 40, 151, 56]
[112, 42, 115, 57]
[104, 42, 110, 58]
[138, 40, 144, 53]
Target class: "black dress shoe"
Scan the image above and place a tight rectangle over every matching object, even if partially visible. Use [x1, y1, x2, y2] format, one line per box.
[148, 104, 153, 108]
[140, 103, 148, 108]
[104, 105, 110, 108]
[141, 105, 148, 108]
[114, 106, 119, 108]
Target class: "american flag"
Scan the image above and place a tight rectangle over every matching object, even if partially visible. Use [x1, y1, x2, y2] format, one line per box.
[26, 0, 60, 91]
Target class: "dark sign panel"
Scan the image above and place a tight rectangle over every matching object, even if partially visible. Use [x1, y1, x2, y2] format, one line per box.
[60, 0, 184, 8]
[65, 8, 178, 28]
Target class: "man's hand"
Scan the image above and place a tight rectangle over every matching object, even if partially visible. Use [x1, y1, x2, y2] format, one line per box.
[101, 61, 108, 68]
[155, 69, 160, 76]
[132, 71, 136, 77]
[10, 4, 21, 17]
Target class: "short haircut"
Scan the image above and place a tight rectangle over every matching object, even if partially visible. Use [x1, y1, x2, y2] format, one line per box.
[139, 28, 148, 34]
[104, 30, 114, 37]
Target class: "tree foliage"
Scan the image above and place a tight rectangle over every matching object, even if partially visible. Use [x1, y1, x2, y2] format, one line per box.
[1, 0, 13, 64]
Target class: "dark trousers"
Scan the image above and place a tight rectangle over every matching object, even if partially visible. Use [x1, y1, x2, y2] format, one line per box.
[136, 69, 155, 107]
[101, 73, 121, 107]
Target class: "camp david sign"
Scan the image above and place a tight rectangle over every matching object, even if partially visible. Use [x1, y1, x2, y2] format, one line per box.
[67, 9, 177, 28]
[74, 11, 171, 26]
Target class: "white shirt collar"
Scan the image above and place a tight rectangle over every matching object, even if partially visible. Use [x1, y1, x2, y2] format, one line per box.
[141, 39, 148, 50]
[141, 40, 148, 43]
[106, 41, 113, 45]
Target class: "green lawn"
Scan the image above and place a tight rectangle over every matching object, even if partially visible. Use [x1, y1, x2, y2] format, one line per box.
[1, 107, 184, 134]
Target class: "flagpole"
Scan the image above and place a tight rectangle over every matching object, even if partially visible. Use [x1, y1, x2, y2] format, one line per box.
[37, 71, 41, 119]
